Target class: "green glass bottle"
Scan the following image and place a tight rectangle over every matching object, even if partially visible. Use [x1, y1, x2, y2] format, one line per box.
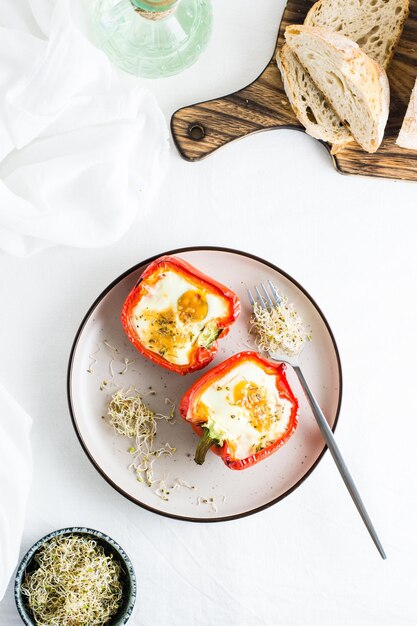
[93, 0, 213, 78]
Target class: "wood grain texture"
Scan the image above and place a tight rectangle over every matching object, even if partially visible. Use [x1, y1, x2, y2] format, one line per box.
[170, 0, 417, 181]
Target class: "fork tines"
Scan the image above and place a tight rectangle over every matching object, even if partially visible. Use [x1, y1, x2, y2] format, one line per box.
[247, 281, 282, 310]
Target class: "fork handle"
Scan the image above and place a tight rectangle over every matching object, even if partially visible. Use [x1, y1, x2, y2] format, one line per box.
[293, 365, 386, 559]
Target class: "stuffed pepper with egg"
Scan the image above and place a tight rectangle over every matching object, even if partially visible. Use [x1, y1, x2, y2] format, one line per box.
[121, 255, 240, 375]
[180, 351, 299, 469]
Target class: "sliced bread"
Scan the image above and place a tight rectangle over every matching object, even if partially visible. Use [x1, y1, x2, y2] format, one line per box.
[277, 0, 408, 151]
[396, 79, 417, 149]
[305, 0, 409, 70]
[278, 45, 352, 146]
[284, 25, 390, 153]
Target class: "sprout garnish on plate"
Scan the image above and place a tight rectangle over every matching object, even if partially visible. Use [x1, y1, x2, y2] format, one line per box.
[107, 388, 176, 494]
[250, 291, 310, 357]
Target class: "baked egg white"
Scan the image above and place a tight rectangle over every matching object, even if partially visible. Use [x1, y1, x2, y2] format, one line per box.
[132, 269, 229, 365]
[193, 360, 293, 460]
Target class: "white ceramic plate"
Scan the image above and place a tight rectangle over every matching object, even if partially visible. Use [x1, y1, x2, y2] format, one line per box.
[67, 247, 342, 522]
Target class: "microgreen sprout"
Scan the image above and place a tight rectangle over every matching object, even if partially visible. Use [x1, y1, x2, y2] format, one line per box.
[250, 295, 308, 356]
[20, 534, 123, 626]
[107, 389, 176, 492]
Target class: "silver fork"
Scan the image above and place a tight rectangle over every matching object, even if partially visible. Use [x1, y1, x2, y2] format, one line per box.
[248, 281, 386, 560]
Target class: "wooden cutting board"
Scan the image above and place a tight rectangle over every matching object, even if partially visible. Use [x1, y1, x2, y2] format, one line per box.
[171, 0, 417, 181]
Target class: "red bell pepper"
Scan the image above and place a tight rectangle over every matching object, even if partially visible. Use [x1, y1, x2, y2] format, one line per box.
[180, 351, 299, 470]
[121, 255, 240, 375]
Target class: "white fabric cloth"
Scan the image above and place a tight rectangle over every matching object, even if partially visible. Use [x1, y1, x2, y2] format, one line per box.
[0, 0, 169, 256]
[0, 384, 32, 601]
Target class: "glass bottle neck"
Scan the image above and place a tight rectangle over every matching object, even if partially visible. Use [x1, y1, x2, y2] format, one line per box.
[131, 0, 178, 13]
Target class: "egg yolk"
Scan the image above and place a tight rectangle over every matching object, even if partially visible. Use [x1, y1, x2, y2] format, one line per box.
[233, 381, 273, 432]
[177, 290, 208, 323]
[195, 400, 210, 422]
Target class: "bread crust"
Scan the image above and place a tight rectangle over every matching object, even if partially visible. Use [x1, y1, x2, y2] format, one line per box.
[397, 80, 417, 149]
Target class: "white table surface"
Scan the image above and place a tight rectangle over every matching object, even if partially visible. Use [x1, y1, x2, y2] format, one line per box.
[1, 0, 417, 624]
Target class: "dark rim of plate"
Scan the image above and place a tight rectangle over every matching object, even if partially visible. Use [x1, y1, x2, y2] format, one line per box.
[66, 246, 343, 523]
[14, 527, 137, 626]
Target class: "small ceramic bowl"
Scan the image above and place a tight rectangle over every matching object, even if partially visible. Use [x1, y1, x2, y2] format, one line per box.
[14, 527, 137, 626]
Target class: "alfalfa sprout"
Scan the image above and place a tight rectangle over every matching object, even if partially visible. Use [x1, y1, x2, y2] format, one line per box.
[250, 293, 308, 357]
[20, 534, 123, 626]
[107, 388, 176, 490]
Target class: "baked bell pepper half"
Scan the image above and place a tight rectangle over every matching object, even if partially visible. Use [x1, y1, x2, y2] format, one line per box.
[121, 255, 241, 375]
[180, 351, 299, 470]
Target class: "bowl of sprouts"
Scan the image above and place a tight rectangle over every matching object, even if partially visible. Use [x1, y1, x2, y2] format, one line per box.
[14, 527, 136, 626]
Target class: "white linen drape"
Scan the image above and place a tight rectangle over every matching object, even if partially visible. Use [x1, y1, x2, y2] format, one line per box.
[0, 0, 169, 256]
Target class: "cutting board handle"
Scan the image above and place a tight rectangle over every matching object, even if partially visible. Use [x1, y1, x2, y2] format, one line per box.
[171, 66, 297, 161]
[170, 93, 255, 161]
